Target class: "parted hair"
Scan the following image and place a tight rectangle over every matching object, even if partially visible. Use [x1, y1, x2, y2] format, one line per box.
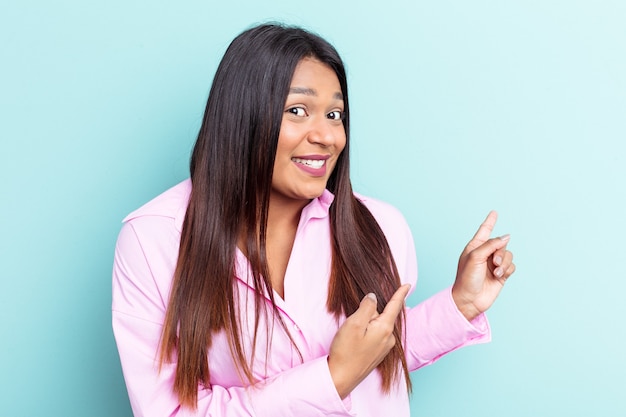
[159, 23, 411, 409]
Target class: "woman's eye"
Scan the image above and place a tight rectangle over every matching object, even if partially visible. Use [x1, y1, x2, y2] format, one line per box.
[287, 107, 307, 117]
[327, 110, 345, 120]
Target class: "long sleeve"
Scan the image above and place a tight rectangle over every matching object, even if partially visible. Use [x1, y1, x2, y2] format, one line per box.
[404, 288, 490, 370]
[112, 220, 354, 417]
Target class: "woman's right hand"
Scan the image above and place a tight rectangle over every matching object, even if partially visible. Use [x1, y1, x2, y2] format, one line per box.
[327, 284, 411, 399]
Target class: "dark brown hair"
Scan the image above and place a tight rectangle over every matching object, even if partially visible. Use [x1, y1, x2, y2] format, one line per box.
[159, 23, 411, 409]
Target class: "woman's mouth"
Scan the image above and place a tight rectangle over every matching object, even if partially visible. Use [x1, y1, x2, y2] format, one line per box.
[291, 157, 326, 169]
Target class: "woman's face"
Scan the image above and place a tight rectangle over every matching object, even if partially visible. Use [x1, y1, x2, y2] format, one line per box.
[271, 58, 347, 204]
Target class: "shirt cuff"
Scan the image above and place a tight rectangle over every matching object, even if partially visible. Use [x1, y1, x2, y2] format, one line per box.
[250, 355, 355, 417]
[405, 286, 491, 370]
[446, 285, 490, 336]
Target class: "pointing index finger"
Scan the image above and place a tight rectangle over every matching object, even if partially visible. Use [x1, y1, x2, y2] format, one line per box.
[379, 284, 410, 320]
[469, 210, 498, 247]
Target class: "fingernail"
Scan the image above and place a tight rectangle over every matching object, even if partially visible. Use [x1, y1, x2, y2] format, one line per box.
[499, 234, 510, 242]
[494, 267, 504, 277]
[366, 293, 377, 302]
[494, 255, 503, 266]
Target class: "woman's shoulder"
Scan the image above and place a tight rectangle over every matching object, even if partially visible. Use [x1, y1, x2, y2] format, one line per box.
[122, 179, 191, 231]
[354, 192, 409, 231]
[353, 192, 417, 283]
[353, 192, 414, 248]
[113, 181, 191, 321]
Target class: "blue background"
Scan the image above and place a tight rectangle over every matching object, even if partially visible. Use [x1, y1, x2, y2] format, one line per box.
[1, 1, 625, 416]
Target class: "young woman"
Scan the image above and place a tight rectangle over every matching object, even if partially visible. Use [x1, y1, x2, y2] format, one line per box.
[112, 23, 515, 417]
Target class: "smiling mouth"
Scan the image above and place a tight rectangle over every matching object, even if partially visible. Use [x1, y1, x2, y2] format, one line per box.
[291, 157, 326, 169]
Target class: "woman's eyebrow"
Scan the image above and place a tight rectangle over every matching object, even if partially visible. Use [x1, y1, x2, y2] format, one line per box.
[289, 87, 344, 100]
[289, 87, 316, 96]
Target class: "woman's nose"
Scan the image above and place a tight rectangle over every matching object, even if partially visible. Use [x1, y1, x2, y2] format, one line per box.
[306, 117, 338, 147]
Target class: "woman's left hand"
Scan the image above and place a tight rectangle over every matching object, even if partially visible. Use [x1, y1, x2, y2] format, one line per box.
[452, 211, 516, 322]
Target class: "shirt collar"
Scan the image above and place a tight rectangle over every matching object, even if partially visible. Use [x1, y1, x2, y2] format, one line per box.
[234, 189, 335, 291]
[299, 188, 335, 223]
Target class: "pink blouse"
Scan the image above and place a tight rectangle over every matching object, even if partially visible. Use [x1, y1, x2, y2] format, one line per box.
[112, 179, 490, 416]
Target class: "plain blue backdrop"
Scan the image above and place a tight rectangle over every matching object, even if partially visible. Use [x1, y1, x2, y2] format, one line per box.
[1, 1, 625, 416]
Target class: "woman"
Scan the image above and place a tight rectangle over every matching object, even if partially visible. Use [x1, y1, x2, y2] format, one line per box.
[112, 23, 515, 416]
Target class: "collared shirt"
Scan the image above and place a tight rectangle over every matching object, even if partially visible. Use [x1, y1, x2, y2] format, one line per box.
[112, 179, 490, 417]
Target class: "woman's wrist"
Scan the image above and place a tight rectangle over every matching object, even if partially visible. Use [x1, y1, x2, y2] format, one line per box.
[327, 356, 353, 399]
[451, 287, 481, 322]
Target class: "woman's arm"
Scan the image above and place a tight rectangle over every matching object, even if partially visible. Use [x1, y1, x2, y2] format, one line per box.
[112, 221, 354, 417]
[113, 311, 352, 417]
[357, 197, 514, 371]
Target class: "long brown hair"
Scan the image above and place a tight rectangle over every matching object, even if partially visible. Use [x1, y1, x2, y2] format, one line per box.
[159, 23, 411, 409]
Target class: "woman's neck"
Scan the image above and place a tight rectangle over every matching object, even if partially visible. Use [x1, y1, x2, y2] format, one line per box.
[264, 193, 311, 299]
[267, 194, 309, 231]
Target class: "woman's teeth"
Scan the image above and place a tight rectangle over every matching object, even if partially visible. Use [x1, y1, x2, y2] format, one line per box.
[292, 157, 325, 169]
